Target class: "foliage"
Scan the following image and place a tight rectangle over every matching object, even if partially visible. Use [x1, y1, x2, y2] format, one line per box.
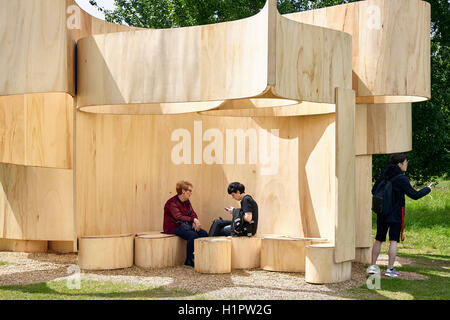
[90, 0, 450, 184]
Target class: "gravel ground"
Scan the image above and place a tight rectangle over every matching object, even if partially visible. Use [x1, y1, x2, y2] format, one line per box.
[0, 252, 427, 300]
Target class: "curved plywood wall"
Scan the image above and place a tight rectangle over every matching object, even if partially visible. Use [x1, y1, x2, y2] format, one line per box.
[76, 111, 336, 240]
[0, 0, 138, 241]
[77, 0, 351, 116]
[285, 0, 431, 103]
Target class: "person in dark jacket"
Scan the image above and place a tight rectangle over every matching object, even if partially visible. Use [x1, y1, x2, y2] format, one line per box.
[367, 153, 433, 277]
[163, 181, 208, 267]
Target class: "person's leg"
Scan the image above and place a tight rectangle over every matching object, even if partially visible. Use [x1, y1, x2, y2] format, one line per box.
[371, 240, 382, 265]
[175, 227, 197, 263]
[387, 223, 401, 270]
[217, 221, 232, 236]
[372, 216, 388, 265]
[220, 225, 232, 236]
[388, 241, 398, 270]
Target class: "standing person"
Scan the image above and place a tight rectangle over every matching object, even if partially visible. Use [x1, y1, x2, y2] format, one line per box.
[367, 153, 433, 277]
[163, 181, 208, 267]
[222, 182, 259, 237]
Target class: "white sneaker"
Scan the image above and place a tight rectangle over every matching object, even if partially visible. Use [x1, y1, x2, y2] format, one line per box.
[385, 268, 400, 277]
[367, 265, 379, 274]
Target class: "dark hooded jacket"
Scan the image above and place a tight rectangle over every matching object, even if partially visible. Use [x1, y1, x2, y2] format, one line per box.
[371, 164, 431, 223]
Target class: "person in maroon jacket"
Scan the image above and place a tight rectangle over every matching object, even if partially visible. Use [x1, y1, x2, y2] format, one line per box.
[163, 181, 208, 267]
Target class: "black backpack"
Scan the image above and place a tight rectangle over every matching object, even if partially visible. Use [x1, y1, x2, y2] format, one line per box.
[231, 208, 254, 237]
[372, 174, 403, 217]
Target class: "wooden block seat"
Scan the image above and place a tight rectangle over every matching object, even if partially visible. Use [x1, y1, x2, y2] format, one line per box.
[194, 237, 231, 274]
[78, 233, 134, 270]
[0, 239, 48, 253]
[134, 231, 186, 268]
[260, 235, 328, 273]
[231, 236, 262, 270]
[305, 243, 352, 284]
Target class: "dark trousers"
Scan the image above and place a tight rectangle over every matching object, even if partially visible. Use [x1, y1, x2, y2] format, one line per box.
[175, 226, 208, 261]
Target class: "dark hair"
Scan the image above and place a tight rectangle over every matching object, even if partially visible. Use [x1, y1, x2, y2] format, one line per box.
[389, 153, 407, 165]
[227, 182, 245, 194]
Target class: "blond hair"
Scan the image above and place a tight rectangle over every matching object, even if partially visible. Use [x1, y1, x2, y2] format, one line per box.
[176, 181, 193, 195]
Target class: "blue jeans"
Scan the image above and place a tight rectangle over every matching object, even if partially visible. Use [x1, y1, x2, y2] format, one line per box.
[175, 226, 208, 261]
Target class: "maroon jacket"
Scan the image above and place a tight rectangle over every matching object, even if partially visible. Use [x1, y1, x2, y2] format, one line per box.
[163, 195, 198, 234]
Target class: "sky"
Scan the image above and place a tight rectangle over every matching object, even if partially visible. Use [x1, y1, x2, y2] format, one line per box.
[75, 0, 116, 20]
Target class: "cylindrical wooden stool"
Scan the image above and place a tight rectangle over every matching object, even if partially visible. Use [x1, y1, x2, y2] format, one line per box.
[194, 237, 231, 274]
[78, 234, 134, 270]
[231, 236, 261, 269]
[261, 236, 312, 272]
[260, 235, 329, 273]
[305, 244, 352, 284]
[135, 232, 186, 268]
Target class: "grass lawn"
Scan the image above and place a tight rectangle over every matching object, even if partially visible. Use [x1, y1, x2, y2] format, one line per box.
[0, 280, 195, 300]
[346, 179, 450, 300]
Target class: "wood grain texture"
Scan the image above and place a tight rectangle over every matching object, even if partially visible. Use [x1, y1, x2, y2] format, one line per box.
[194, 237, 231, 274]
[275, 14, 352, 104]
[0, 163, 74, 241]
[284, 0, 431, 103]
[305, 244, 352, 284]
[78, 234, 134, 270]
[77, 4, 269, 114]
[355, 155, 373, 248]
[76, 0, 352, 115]
[354, 247, 372, 264]
[76, 112, 336, 240]
[356, 103, 412, 155]
[335, 88, 356, 263]
[0, 0, 74, 96]
[231, 236, 262, 270]
[0, 239, 48, 252]
[135, 233, 186, 268]
[48, 240, 75, 253]
[260, 237, 311, 272]
[0, 93, 73, 169]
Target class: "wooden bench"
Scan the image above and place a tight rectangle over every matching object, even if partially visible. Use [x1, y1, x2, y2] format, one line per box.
[231, 236, 262, 269]
[260, 235, 328, 273]
[194, 237, 231, 274]
[78, 233, 134, 270]
[134, 231, 186, 268]
[305, 243, 352, 284]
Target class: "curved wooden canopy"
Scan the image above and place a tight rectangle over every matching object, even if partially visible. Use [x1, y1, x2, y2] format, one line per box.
[76, 0, 352, 116]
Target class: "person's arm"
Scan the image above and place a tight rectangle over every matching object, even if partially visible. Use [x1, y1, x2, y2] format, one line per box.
[168, 201, 194, 223]
[241, 197, 254, 223]
[397, 176, 431, 200]
[189, 203, 201, 231]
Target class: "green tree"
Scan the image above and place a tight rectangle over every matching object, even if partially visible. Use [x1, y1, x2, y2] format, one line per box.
[90, 0, 449, 184]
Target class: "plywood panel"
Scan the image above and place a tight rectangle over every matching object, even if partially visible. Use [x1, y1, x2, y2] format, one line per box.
[335, 88, 356, 263]
[77, 5, 269, 113]
[0, 93, 73, 169]
[355, 155, 372, 248]
[76, 111, 336, 239]
[356, 103, 412, 155]
[0, 163, 74, 241]
[275, 14, 352, 104]
[0, 0, 74, 96]
[284, 0, 431, 103]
